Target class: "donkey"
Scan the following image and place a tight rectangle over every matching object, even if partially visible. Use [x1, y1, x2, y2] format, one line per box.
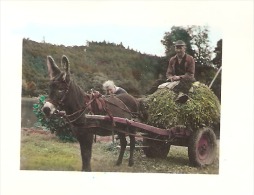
[42, 55, 140, 171]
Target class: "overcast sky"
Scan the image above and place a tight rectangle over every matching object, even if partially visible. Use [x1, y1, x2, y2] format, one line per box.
[2, 1, 223, 56]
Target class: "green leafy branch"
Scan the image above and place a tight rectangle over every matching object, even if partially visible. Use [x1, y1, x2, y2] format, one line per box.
[33, 95, 76, 142]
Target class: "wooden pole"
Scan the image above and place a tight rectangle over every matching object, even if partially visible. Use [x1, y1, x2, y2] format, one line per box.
[209, 66, 222, 89]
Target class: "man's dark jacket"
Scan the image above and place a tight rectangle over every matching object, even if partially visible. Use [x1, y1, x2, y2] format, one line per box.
[166, 54, 195, 80]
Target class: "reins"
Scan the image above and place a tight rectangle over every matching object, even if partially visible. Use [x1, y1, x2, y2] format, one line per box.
[104, 98, 139, 118]
[49, 83, 167, 143]
[49, 79, 139, 128]
[56, 92, 104, 124]
[52, 91, 114, 125]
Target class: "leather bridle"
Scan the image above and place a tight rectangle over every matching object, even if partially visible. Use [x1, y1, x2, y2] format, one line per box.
[46, 81, 106, 125]
[47, 80, 71, 109]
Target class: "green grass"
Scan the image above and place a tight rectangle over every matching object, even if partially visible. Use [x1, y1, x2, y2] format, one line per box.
[20, 130, 81, 171]
[20, 129, 219, 174]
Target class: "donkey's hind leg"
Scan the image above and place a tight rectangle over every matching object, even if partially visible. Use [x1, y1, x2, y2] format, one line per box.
[116, 133, 127, 166]
[128, 133, 135, 166]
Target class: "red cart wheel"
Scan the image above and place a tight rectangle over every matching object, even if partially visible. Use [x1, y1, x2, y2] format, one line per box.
[188, 127, 217, 167]
[143, 137, 170, 159]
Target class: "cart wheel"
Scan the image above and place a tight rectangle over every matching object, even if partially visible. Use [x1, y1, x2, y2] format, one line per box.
[143, 137, 170, 159]
[188, 127, 217, 167]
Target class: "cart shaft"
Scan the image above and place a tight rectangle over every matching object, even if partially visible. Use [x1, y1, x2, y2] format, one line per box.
[85, 114, 170, 136]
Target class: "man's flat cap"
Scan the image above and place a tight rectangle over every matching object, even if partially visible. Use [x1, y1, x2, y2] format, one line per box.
[174, 40, 186, 46]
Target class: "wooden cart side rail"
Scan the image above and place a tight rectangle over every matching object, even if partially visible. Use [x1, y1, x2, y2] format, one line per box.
[85, 114, 171, 136]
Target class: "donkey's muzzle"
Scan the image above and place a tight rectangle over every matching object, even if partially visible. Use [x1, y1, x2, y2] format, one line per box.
[42, 101, 57, 117]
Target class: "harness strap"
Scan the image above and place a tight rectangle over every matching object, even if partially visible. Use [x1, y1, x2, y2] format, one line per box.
[57, 91, 135, 128]
[104, 97, 139, 119]
[59, 81, 71, 106]
[87, 91, 116, 126]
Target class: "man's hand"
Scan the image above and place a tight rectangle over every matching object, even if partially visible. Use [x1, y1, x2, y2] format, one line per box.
[167, 76, 181, 82]
[173, 76, 181, 81]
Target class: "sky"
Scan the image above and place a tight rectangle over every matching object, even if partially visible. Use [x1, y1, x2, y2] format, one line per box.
[0, 1, 253, 195]
[2, 1, 223, 57]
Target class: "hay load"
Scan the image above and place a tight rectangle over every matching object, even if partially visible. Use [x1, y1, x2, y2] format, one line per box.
[141, 81, 220, 131]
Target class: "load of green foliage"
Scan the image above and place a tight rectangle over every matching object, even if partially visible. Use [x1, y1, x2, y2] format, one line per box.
[33, 95, 76, 142]
[143, 81, 220, 131]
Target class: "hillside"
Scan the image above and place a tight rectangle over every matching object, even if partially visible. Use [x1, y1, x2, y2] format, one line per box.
[22, 39, 166, 97]
[22, 38, 221, 100]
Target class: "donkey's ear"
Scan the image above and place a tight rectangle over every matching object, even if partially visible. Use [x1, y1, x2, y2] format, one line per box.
[47, 56, 61, 79]
[61, 55, 70, 74]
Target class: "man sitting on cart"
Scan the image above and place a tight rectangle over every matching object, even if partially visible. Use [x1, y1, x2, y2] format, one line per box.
[146, 40, 196, 102]
[166, 40, 195, 83]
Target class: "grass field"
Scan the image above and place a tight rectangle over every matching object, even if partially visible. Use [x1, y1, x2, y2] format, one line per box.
[20, 128, 219, 174]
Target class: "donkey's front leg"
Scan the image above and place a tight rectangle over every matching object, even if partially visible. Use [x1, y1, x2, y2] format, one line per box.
[77, 133, 93, 171]
[116, 133, 127, 166]
[128, 134, 135, 166]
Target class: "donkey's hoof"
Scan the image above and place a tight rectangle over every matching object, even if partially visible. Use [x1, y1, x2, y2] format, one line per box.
[128, 161, 134, 167]
[82, 168, 91, 172]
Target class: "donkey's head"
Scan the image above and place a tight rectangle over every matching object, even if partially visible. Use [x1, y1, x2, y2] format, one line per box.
[42, 55, 71, 117]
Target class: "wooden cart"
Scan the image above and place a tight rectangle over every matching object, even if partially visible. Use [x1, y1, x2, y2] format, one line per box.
[85, 114, 218, 167]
